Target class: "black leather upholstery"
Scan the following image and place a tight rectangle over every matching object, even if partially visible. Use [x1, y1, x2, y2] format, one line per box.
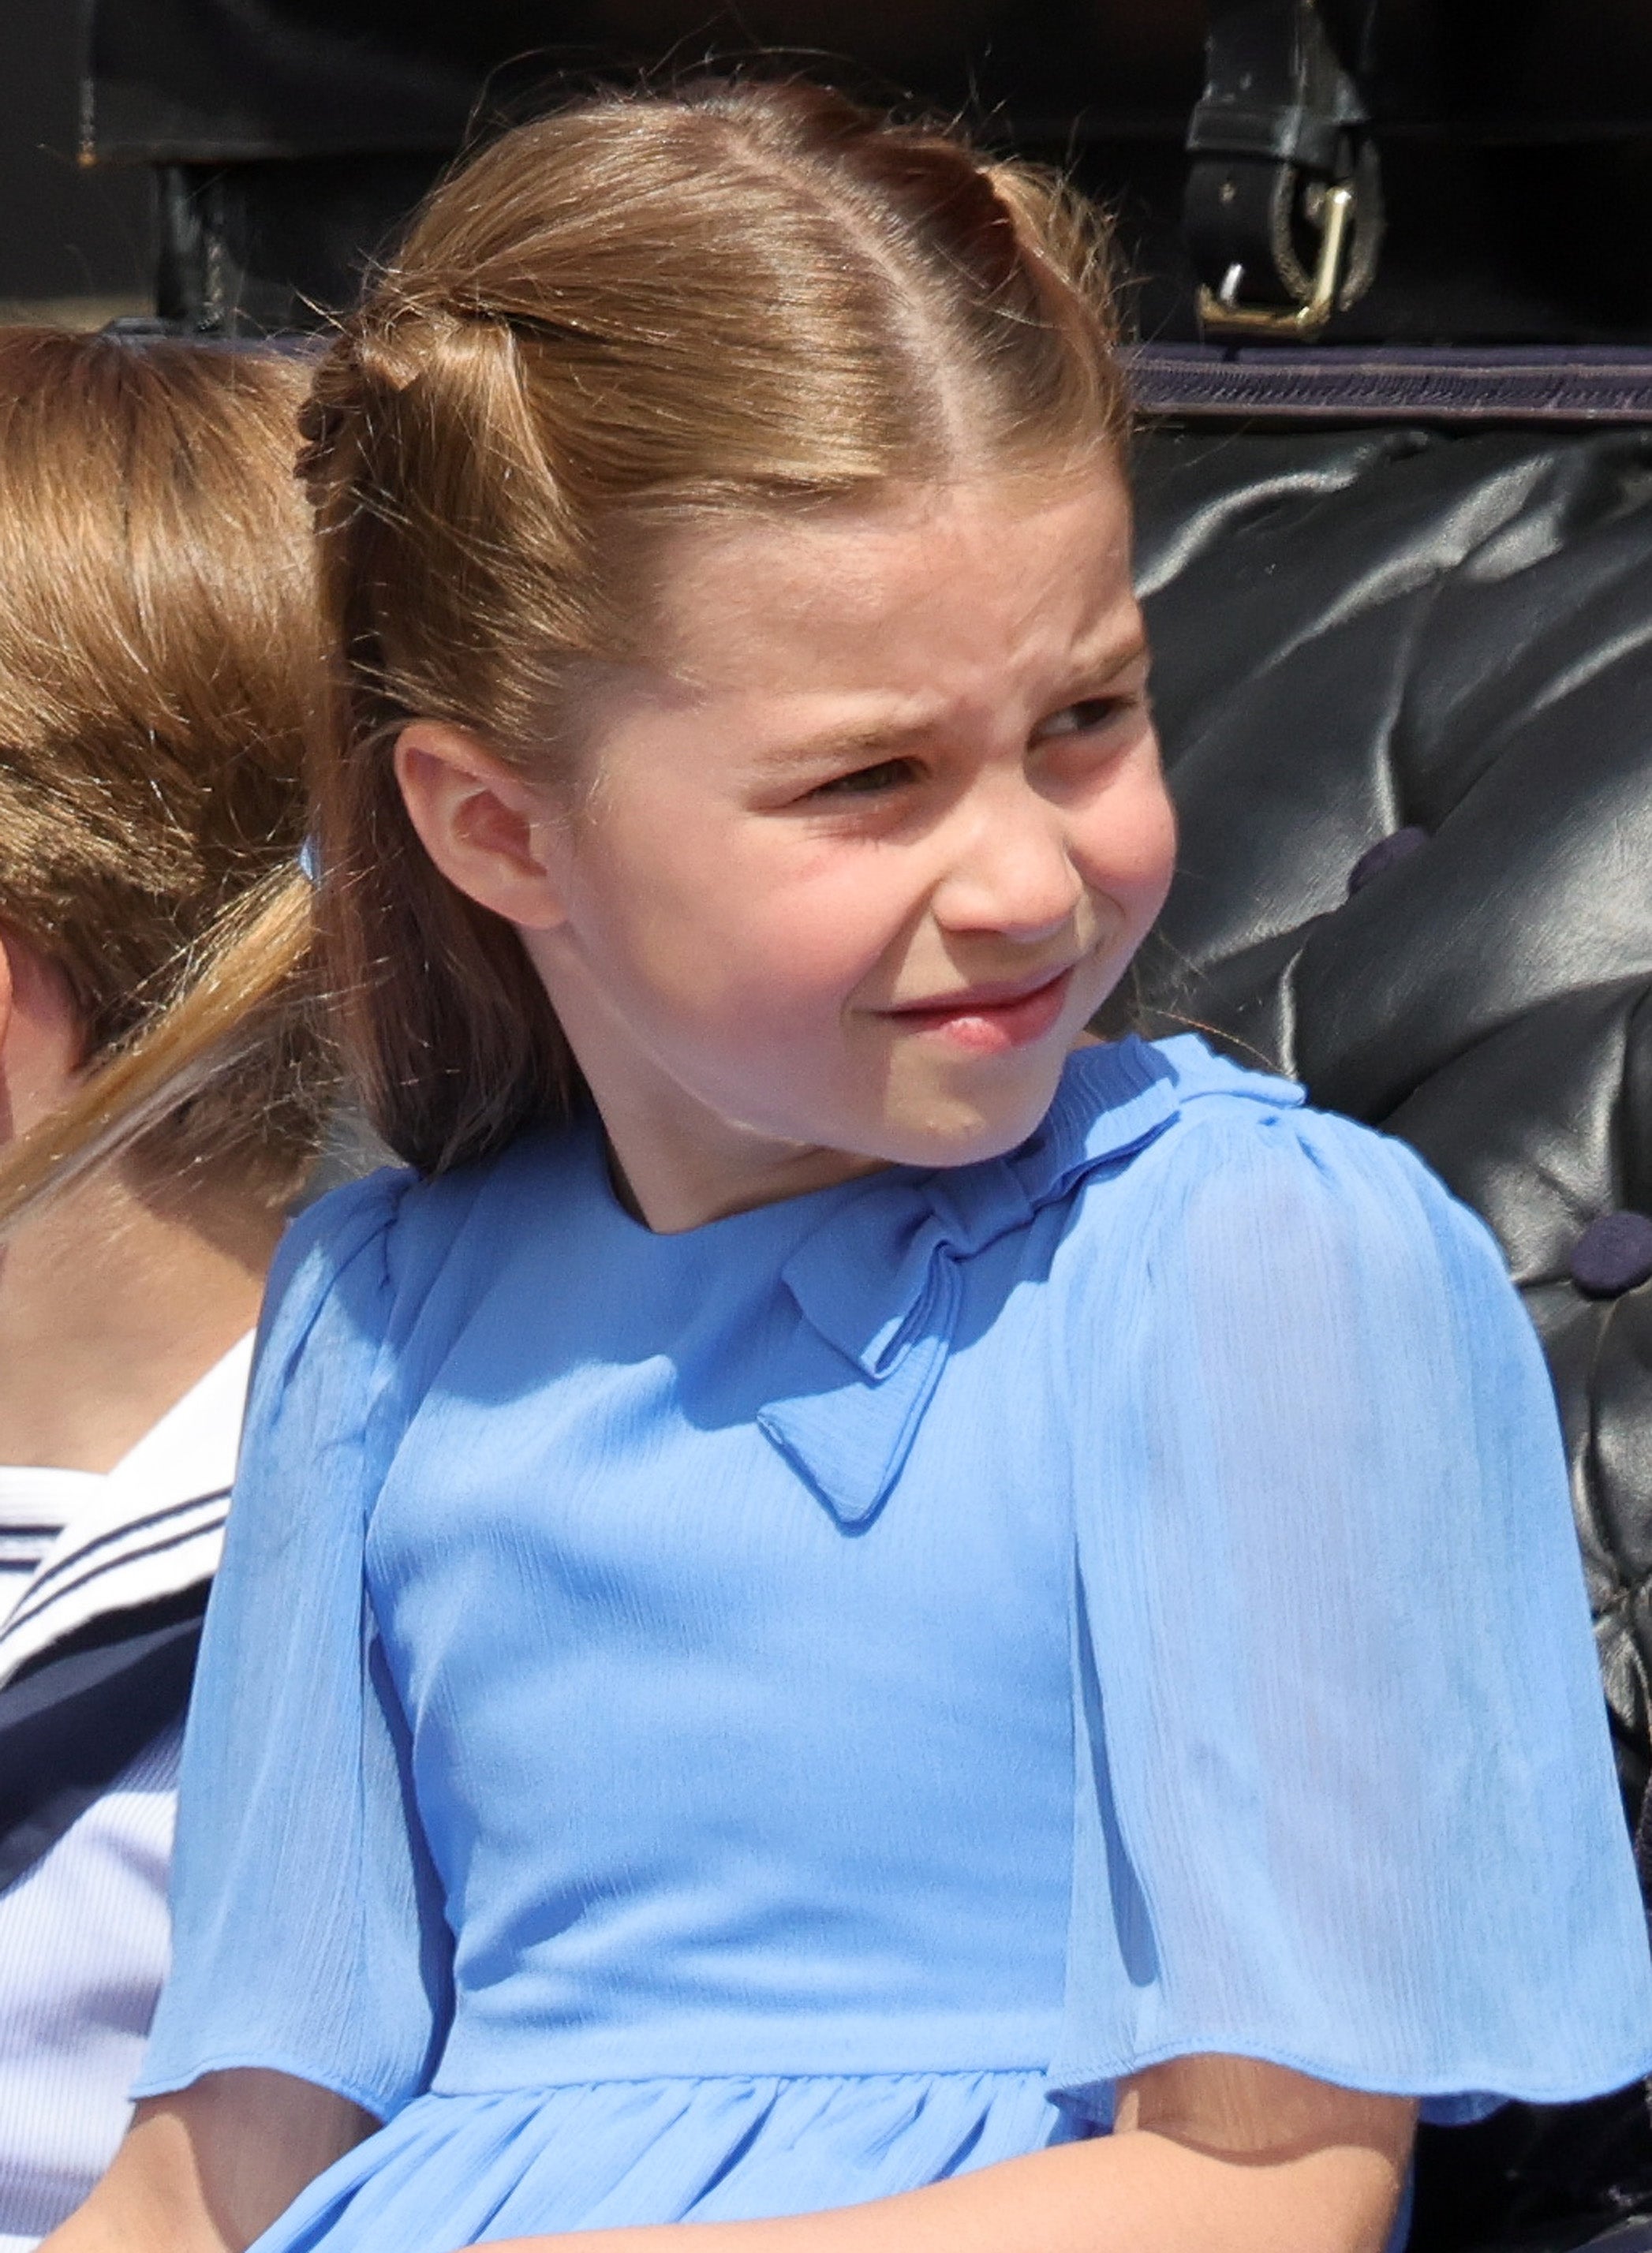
[1129, 421, 1652, 2249]
[1132, 422, 1652, 1810]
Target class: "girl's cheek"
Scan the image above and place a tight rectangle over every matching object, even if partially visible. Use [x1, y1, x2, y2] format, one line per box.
[690, 902, 864, 1029]
[1093, 763, 1177, 907]
[754, 863, 906, 985]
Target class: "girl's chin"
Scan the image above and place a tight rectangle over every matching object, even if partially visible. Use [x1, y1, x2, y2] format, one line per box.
[870, 1056, 1074, 1170]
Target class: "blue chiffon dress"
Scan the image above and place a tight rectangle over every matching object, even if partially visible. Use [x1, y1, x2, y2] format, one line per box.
[136, 1035, 1652, 2251]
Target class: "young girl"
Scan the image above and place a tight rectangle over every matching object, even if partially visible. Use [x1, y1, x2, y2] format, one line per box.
[48, 81, 1652, 2253]
[0, 329, 331, 2247]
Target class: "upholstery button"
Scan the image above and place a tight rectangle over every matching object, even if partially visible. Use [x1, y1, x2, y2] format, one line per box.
[1347, 825, 1429, 895]
[1571, 1211, 1652, 1298]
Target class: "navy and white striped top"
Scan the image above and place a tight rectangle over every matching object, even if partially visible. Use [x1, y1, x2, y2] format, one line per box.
[0, 1340, 249, 2251]
[0, 1470, 99, 1609]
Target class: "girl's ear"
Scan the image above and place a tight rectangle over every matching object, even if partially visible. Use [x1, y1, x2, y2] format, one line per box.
[0, 932, 84, 1146]
[394, 723, 572, 932]
[0, 933, 14, 1141]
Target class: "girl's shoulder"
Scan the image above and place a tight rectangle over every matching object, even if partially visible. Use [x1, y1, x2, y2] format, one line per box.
[247, 1134, 586, 1490]
[1045, 1033, 1517, 1359]
[272, 1125, 585, 1354]
[1033, 1030, 1448, 1223]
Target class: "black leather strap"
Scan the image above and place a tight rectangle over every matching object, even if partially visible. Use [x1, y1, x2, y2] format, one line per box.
[1183, 0, 1382, 316]
[0, 1587, 207, 1895]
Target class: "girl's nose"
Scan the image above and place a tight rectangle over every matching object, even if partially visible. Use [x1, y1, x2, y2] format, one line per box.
[929, 793, 1085, 943]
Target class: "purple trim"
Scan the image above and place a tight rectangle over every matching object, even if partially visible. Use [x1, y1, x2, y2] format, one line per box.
[1124, 344, 1652, 424]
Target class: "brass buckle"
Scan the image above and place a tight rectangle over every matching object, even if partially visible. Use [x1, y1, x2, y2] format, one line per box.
[1195, 181, 1355, 342]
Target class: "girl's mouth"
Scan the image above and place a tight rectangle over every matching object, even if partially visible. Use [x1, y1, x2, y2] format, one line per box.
[880, 966, 1076, 1055]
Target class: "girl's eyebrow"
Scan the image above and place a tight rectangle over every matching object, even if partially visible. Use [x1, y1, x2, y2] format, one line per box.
[1065, 626, 1151, 685]
[757, 716, 942, 774]
[754, 630, 1151, 775]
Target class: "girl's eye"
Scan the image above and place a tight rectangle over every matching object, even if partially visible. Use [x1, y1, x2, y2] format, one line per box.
[1034, 696, 1134, 742]
[806, 757, 920, 800]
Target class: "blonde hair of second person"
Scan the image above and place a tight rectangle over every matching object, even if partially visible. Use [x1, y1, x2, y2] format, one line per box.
[0, 329, 332, 2235]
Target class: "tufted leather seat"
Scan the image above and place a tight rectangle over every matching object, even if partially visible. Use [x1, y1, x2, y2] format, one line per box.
[1128, 422, 1652, 2250]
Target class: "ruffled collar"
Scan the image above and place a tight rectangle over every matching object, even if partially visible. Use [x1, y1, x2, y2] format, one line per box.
[760, 1034, 1301, 1529]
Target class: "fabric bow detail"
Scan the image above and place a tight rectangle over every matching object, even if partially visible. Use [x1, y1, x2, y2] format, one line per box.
[759, 1037, 1205, 1530]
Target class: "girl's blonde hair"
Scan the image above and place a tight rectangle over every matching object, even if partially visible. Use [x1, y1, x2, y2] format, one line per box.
[0, 331, 332, 1234]
[40, 80, 1131, 1187]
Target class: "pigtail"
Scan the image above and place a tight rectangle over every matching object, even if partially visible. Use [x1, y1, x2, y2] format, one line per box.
[0, 330, 335, 1236]
[0, 867, 314, 1238]
[300, 316, 579, 1175]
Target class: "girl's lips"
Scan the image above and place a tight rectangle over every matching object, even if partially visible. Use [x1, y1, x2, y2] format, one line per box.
[880, 966, 1075, 1055]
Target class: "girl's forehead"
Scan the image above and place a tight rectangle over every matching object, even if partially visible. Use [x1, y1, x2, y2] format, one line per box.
[643, 471, 1137, 700]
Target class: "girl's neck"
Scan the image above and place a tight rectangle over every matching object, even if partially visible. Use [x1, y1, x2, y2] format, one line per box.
[0, 1164, 279, 1473]
[602, 1119, 888, 1235]
[581, 1045, 891, 1235]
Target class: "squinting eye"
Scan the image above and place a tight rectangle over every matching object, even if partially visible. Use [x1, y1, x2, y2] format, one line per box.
[807, 757, 919, 800]
[1035, 697, 1134, 742]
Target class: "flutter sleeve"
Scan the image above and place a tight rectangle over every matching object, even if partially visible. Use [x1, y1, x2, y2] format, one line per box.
[1048, 1105, 1652, 2127]
[133, 1171, 453, 2122]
